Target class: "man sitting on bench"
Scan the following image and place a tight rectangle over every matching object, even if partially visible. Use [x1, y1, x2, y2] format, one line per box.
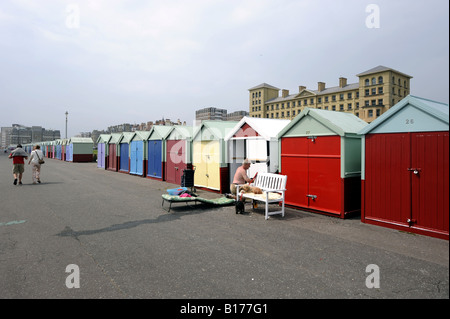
[229, 158, 254, 199]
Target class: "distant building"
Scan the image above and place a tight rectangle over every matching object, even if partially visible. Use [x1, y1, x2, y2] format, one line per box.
[227, 110, 249, 121]
[195, 107, 248, 124]
[196, 107, 227, 122]
[1, 124, 60, 148]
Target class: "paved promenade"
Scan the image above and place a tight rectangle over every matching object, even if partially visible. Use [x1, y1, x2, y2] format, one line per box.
[0, 153, 448, 301]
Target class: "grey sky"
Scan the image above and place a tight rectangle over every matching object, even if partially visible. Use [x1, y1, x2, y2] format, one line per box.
[0, 0, 448, 138]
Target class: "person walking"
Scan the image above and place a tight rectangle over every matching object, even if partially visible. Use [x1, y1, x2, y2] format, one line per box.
[28, 145, 44, 184]
[8, 144, 28, 185]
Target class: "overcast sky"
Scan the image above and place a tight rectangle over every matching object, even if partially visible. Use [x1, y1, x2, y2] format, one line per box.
[0, 0, 448, 138]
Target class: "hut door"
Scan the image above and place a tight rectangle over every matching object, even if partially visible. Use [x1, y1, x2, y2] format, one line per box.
[364, 133, 411, 225]
[130, 141, 138, 174]
[108, 144, 117, 170]
[120, 143, 129, 172]
[410, 132, 449, 234]
[166, 140, 186, 185]
[98, 143, 105, 168]
[148, 140, 162, 178]
[130, 141, 143, 175]
[193, 141, 219, 189]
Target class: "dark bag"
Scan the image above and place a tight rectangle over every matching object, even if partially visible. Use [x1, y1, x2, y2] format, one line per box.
[235, 193, 245, 214]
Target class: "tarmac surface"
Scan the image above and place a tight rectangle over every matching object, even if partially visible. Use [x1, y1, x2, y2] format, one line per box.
[0, 152, 448, 301]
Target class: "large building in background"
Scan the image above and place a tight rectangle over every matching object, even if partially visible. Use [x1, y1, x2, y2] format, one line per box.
[248, 65, 412, 123]
[0, 124, 60, 148]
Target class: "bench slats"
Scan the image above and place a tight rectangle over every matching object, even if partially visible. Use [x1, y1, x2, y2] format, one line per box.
[237, 172, 287, 220]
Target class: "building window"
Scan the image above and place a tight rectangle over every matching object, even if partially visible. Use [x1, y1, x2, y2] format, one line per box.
[332, 95, 336, 101]
[378, 87, 383, 94]
[325, 96, 329, 102]
[259, 92, 261, 97]
[281, 103, 284, 109]
[304, 99, 307, 105]
[371, 88, 376, 95]
[292, 110, 296, 116]
[376, 109, 381, 116]
[365, 79, 369, 86]
[356, 92, 359, 98]
[318, 97, 322, 103]
[347, 93, 352, 99]
[356, 112, 359, 117]
[340, 94, 344, 100]
[348, 103, 352, 110]
[339, 104, 344, 111]
[365, 89, 370, 96]
[371, 100, 376, 106]
[378, 99, 383, 106]
[368, 110, 373, 117]
[356, 102, 359, 109]
[310, 98, 314, 104]
[287, 111, 290, 117]
[372, 77, 376, 85]
[378, 76, 383, 84]
[332, 105, 336, 111]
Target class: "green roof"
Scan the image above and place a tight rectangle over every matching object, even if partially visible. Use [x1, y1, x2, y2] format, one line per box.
[148, 125, 174, 140]
[358, 95, 449, 135]
[278, 107, 368, 138]
[69, 137, 93, 144]
[118, 132, 135, 144]
[193, 120, 239, 140]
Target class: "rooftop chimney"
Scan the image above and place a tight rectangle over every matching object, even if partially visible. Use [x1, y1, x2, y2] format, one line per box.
[299, 86, 306, 92]
[339, 77, 347, 88]
[318, 82, 326, 92]
[282, 89, 289, 98]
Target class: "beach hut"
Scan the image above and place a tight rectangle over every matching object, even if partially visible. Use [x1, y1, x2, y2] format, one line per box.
[165, 126, 193, 185]
[358, 95, 449, 239]
[192, 121, 238, 193]
[106, 133, 121, 172]
[67, 137, 94, 162]
[65, 139, 73, 162]
[55, 139, 63, 160]
[62, 139, 69, 161]
[147, 126, 174, 180]
[277, 107, 368, 218]
[96, 134, 110, 169]
[129, 131, 150, 176]
[225, 117, 290, 182]
[118, 132, 134, 173]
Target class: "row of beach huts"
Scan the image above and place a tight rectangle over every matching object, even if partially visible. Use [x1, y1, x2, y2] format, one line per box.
[23, 95, 449, 240]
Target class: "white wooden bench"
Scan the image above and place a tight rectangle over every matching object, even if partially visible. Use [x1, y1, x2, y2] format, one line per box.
[236, 173, 287, 220]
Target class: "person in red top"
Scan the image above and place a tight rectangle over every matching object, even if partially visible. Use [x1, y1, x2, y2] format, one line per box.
[8, 144, 28, 185]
